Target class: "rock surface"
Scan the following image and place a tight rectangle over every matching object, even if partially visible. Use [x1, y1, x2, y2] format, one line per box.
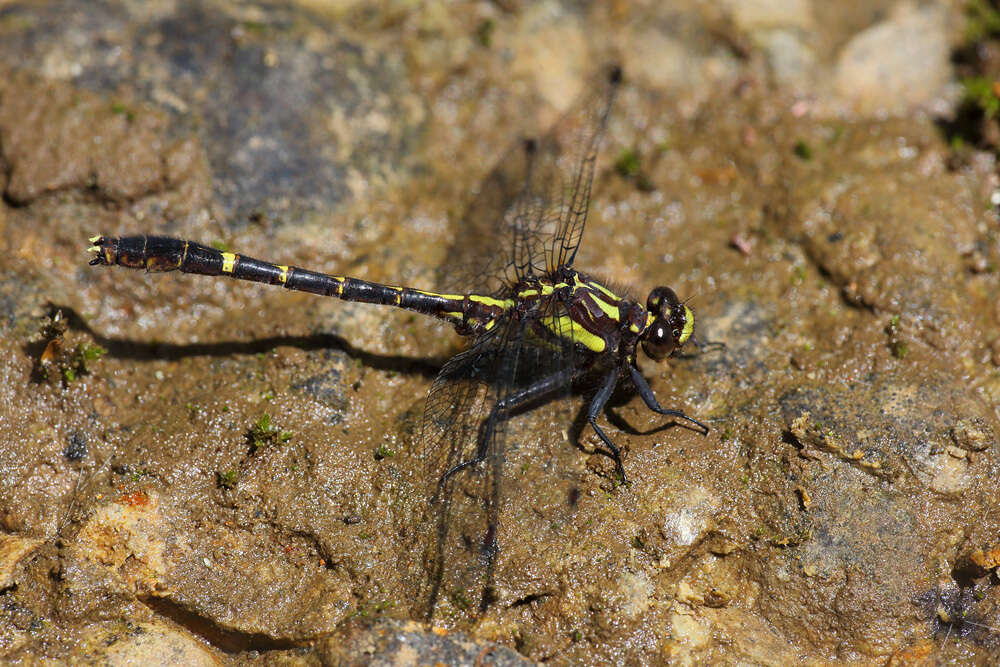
[0, 0, 997, 665]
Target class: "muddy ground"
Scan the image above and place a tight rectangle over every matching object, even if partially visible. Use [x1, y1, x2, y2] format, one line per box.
[1, 0, 999, 664]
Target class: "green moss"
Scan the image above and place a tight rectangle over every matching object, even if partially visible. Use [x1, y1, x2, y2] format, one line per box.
[475, 18, 495, 47]
[248, 414, 292, 450]
[614, 148, 640, 178]
[79, 342, 106, 362]
[110, 102, 135, 122]
[966, 0, 1000, 41]
[217, 469, 238, 488]
[240, 20, 268, 34]
[793, 140, 813, 161]
[961, 76, 1000, 118]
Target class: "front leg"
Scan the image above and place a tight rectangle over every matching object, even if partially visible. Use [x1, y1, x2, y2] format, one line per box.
[628, 365, 709, 434]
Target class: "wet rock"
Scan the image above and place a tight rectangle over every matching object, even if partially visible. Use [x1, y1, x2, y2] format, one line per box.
[2, 0, 999, 664]
[770, 371, 1000, 655]
[65, 490, 357, 641]
[315, 618, 533, 666]
[77, 621, 220, 666]
[783, 117, 990, 357]
[0, 533, 44, 590]
[0, 0, 421, 220]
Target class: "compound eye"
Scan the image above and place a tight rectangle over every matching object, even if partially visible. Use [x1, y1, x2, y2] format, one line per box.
[641, 321, 676, 361]
[647, 286, 680, 316]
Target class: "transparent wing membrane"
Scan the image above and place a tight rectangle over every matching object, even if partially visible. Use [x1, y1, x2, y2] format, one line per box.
[414, 67, 622, 622]
[438, 66, 621, 295]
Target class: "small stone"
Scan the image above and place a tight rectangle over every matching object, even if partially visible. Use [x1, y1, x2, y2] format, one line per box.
[64, 431, 87, 461]
[833, 3, 950, 113]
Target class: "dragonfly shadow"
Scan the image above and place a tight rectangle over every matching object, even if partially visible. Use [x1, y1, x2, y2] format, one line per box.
[34, 303, 443, 379]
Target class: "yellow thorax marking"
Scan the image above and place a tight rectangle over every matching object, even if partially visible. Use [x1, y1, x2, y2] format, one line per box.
[517, 283, 557, 299]
[589, 294, 620, 320]
[590, 281, 621, 300]
[540, 314, 605, 353]
[572, 273, 621, 302]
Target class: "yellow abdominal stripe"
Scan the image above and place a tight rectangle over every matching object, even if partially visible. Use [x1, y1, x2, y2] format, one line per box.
[469, 294, 513, 308]
[277, 265, 289, 283]
[221, 252, 237, 273]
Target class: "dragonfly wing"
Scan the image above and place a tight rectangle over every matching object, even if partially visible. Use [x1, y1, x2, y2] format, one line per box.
[546, 64, 621, 272]
[437, 65, 622, 294]
[414, 317, 524, 622]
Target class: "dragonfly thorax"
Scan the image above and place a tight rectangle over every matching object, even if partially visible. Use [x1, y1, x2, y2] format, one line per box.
[640, 286, 694, 361]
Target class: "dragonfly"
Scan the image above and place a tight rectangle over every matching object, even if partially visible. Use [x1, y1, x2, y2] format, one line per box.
[86, 65, 709, 621]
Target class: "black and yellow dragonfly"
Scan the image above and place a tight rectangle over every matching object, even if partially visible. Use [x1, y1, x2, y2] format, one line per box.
[87, 66, 707, 620]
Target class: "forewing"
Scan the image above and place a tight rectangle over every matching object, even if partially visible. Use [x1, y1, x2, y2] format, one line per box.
[437, 65, 622, 294]
[546, 65, 621, 271]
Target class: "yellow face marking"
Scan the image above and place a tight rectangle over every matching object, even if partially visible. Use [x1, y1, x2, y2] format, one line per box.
[88, 235, 102, 244]
[540, 315, 606, 352]
[277, 265, 289, 284]
[221, 252, 237, 273]
[87, 245, 101, 253]
[679, 306, 695, 344]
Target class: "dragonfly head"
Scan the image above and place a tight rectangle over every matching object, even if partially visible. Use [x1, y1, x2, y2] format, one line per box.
[640, 286, 694, 361]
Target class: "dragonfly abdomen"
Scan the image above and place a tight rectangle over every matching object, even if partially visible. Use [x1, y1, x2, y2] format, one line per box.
[89, 235, 509, 332]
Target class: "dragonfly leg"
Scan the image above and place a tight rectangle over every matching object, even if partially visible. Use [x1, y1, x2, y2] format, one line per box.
[586, 368, 629, 483]
[690, 334, 726, 353]
[440, 366, 581, 485]
[628, 365, 709, 434]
